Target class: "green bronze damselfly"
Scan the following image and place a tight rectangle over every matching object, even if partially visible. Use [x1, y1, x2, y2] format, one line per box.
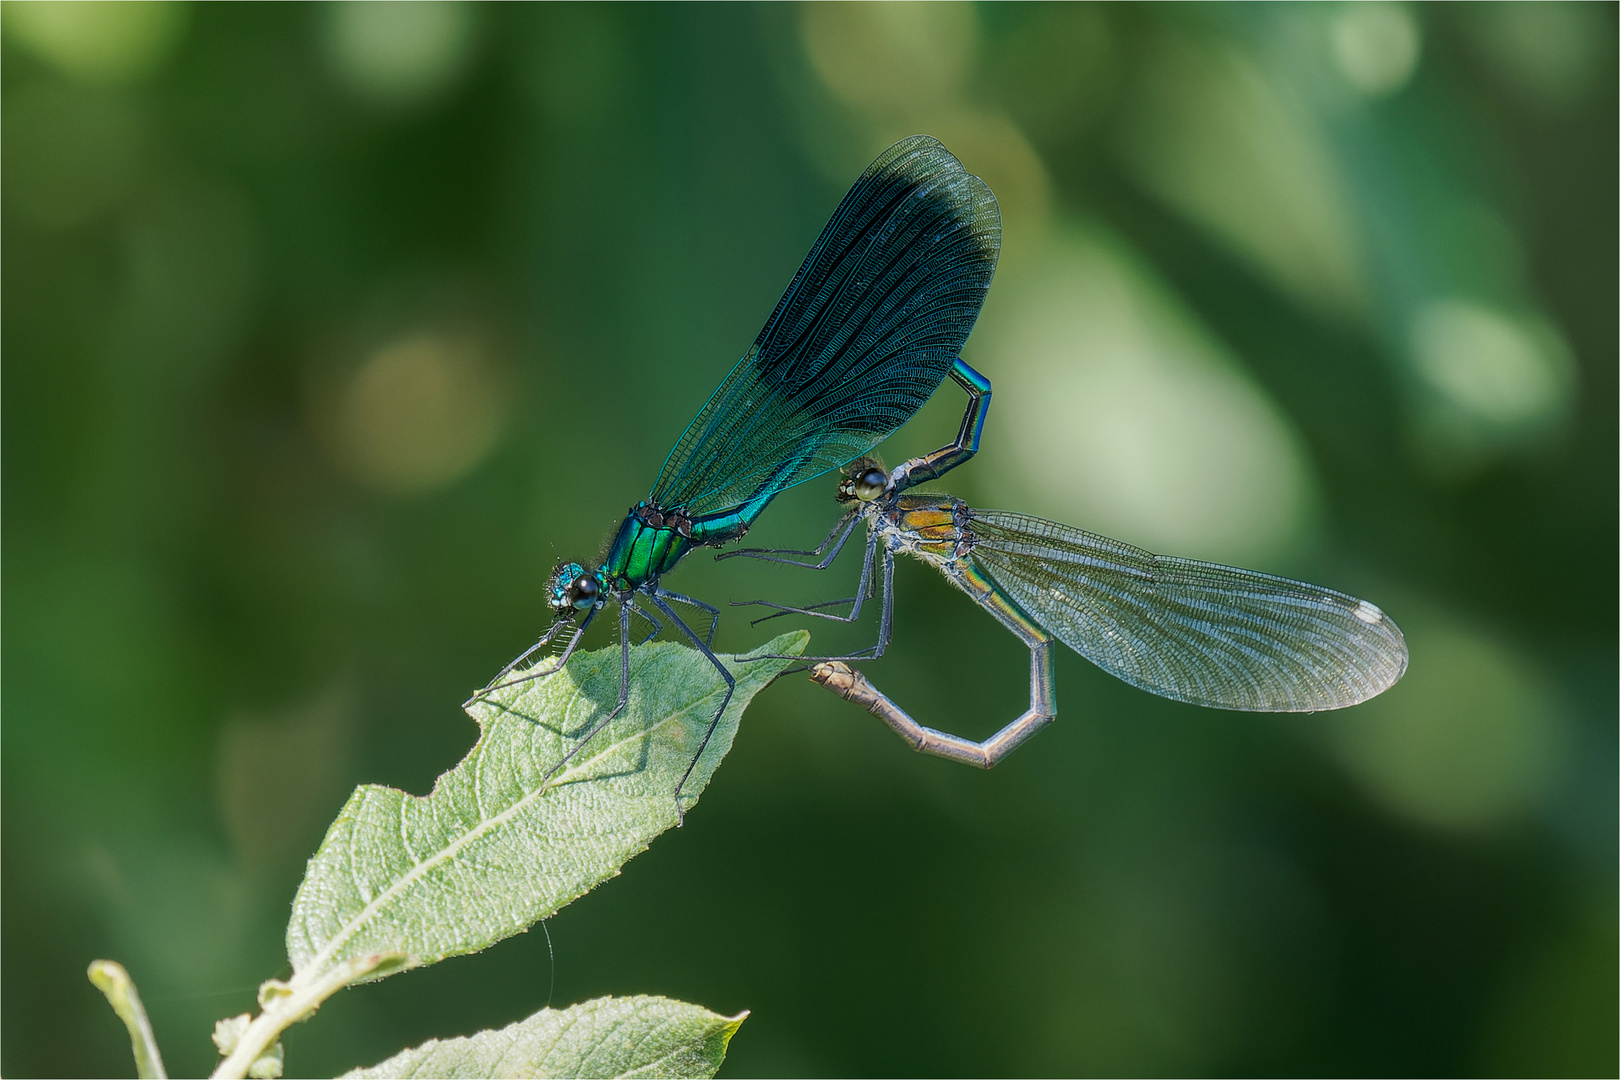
[724, 459, 1408, 766]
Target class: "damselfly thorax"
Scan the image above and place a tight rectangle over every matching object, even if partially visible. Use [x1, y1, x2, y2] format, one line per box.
[876, 495, 974, 562]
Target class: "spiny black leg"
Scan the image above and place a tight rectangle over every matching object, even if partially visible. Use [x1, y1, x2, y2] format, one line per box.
[760, 549, 896, 663]
[733, 528, 878, 626]
[745, 594, 863, 628]
[629, 599, 664, 646]
[656, 588, 721, 647]
[539, 602, 633, 784]
[716, 508, 861, 569]
[467, 609, 596, 708]
[476, 617, 569, 693]
[650, 592, 734, 827]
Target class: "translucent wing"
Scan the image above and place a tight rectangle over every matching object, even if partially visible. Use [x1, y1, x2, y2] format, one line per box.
[968, 511, 1408, 712]
[650, 136, 1000, 524]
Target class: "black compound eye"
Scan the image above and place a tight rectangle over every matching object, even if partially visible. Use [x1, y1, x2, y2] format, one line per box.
[855, 468, 888, 501]
[570, 574, 599, 607]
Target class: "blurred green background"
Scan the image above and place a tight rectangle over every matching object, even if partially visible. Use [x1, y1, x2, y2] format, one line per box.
[3, 2, 1615, 1076]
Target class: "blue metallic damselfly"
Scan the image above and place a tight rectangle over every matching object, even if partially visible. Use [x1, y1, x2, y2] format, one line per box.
[474, 137, 1001, 814]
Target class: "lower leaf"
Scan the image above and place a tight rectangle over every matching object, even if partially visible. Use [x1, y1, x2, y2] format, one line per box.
[341, 994, 746, 1079]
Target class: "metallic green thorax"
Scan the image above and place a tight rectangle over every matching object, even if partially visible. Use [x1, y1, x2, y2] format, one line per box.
[599, 505, 695, 589]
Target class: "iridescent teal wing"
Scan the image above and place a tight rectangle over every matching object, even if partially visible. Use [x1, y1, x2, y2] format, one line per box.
[650, 136, 1000, 531]
[968, 511, 1408, 712]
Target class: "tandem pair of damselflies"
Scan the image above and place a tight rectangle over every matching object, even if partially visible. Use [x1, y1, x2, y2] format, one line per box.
[479, 133, 1407, 810]
[471, 136, 1002, 817]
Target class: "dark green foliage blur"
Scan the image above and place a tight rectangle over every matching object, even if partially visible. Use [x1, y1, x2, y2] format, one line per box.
[3, 3, 1614, 1076]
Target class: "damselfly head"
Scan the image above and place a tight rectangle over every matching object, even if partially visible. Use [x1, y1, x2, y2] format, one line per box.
[838, 458, 889, 503]
[548, 562, 601, 615]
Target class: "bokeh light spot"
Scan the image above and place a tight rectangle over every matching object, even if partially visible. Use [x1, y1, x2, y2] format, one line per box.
[321, 0, 475, 107]
[800, 1, 979, 116]
[1331, 2, 1422, 98]
[795, 1, 1049, 264]
[1410, 299, 1575, 431]
[975, 224, 1313, 564]
[1, 0, 188, 84]
[1461, 2, 1607, 110]
[327, 331, 509, 495]
[1116, 34, 1366, 318]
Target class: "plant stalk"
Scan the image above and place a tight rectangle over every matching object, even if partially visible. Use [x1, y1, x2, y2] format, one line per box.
[210, 953, 402, 1080]
[87, 959, 168, 1080]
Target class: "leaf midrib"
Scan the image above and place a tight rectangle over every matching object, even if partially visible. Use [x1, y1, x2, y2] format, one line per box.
[297, 679, 729, 983]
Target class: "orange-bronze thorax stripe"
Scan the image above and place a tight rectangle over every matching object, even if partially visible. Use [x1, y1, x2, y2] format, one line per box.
[889, 494, 971, 556]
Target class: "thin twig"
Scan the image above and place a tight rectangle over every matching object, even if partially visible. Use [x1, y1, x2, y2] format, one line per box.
[210, 952, 407, 1080]
[88, 960, 168, 1080]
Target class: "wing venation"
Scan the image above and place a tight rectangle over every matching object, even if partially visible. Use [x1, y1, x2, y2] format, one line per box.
[968, 511, 1408, 712]
[649, 136, 1001, 522]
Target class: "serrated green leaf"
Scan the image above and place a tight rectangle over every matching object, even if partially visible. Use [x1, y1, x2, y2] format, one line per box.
[285, 632, 806, 990]
[340, 995, 745, 1079]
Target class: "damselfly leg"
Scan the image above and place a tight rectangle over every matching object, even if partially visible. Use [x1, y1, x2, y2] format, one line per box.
[535, 602, 634, 785]
[654, 588, 722, 648]
[465, 609, 597, 707]
[475, 590, 739, 826]
[727, 525, 879, 628]
[629, 600, 664, 646]
[811, 561, 1055, 767]
[719, 507, 862, 570]
[650, 589, 736, 823]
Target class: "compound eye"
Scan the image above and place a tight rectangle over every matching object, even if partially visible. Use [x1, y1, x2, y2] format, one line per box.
[570, 574, 600, 608]
[548, 562, 588, 613]
[854, 468, 888, 501]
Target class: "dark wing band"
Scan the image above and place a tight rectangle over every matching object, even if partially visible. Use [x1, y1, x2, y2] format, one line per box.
[650, 136, 1000, 523]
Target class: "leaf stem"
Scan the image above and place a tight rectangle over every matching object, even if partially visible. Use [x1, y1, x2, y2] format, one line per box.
[210, 953, 404, 1080]
[87, 959, 168, 1080]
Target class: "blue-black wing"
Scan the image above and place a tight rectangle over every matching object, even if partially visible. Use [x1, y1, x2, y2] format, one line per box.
[649, 136, 1000, 526]
[969, 511, 1408, 711]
